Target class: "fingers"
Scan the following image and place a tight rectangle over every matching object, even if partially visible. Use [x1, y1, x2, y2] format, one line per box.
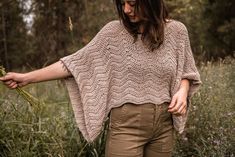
[8, 81, 18, 89]
[2, 79, 18, 89]
[0, 72, 14, 81]
[168, 98, 187, 116]
[0, 76, 5, 81]
[173, 102, 187, 116]
[168, 96, 176, 109]
[0, 72, 20, 89]
[177, 103, 187, 114]
[4, 80, 13, 85]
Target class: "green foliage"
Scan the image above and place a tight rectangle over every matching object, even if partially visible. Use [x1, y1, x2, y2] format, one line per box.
[26, 0, 116, 68]
[202, 0, 235, 59]
[173, 57, 235, 157]
[0, 66, 40, 107]
[166, 0, 235, 61]
[0, 80, 108, 156]
[0, 58, 234, 156]
[0, 1, 29, 70]
[1, 0, 234, 69]
[28, 0, 84, 67]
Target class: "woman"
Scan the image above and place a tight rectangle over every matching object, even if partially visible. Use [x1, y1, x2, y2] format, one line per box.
[0, 0, 201, 156]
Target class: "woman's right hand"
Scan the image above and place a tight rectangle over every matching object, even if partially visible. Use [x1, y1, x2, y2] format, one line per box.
[0, 72, 30, 89]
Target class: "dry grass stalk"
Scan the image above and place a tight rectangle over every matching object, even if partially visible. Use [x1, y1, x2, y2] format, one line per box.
[68, 17, 73, 32]
[0, 66, 40, 106]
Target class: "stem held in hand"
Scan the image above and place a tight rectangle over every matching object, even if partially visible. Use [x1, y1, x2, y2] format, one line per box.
[0, 66, 40, 106]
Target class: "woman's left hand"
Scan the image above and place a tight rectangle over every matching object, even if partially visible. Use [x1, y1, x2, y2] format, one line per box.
[168, 79, 189, 116]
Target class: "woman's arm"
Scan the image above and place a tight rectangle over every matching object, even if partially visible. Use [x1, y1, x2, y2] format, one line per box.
[0, 61, 71, 89]
[168, 79, 190, 115]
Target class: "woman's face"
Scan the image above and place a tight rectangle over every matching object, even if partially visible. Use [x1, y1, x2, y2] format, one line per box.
[121, 0, 140, 23]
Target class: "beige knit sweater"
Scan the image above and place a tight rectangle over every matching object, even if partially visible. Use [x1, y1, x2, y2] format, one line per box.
[60, 20, 201, 142]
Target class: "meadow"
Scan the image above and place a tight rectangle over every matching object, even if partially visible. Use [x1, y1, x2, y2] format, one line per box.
[0, 57, 234, 157]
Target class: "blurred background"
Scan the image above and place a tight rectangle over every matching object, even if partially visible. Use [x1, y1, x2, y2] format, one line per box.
[0, 0, 234, 70]
[0, 0, 234, 157]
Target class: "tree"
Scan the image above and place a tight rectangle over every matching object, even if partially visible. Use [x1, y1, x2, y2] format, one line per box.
[28, 0, 83, 67]
[166, 0, 235, 61]
[0, 1, 28, 70]
[202, 0, 235, 60]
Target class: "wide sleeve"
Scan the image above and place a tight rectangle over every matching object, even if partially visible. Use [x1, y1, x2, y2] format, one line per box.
[180, 26, 202, 98]
[171, 22, 202, 134]
[58, 21, 118, 142]
[60, 21, 113, 76]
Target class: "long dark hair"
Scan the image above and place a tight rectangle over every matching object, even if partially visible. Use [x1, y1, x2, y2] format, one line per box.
[114, 0, 169, 51]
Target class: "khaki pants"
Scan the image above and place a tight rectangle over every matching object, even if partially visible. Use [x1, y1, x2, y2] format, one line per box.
[105, 102, 174, 157]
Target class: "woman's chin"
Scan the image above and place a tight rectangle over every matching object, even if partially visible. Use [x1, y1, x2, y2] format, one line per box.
[129, 18, 140, 23]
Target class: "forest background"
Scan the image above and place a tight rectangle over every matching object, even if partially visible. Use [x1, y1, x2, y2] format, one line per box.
[0, 0, 234, 69]
[0, 0, 234, 157]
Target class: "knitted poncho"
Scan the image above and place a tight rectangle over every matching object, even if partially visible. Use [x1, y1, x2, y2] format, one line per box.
[60, 20, 201, 142]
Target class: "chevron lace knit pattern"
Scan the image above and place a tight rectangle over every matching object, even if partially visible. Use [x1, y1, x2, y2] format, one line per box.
[60, 20, 201, 142]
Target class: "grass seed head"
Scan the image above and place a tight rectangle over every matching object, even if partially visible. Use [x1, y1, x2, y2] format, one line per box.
[0, 66, 40, 107]
[0, 66, 6, 76]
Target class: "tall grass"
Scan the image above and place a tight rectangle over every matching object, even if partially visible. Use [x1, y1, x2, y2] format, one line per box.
[173, 58, 235, 157]
[0, 58, 234, 156]
[0, 66, 40, 107]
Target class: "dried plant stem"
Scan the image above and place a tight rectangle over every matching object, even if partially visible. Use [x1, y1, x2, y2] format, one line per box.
[0, 66, 40, 106]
